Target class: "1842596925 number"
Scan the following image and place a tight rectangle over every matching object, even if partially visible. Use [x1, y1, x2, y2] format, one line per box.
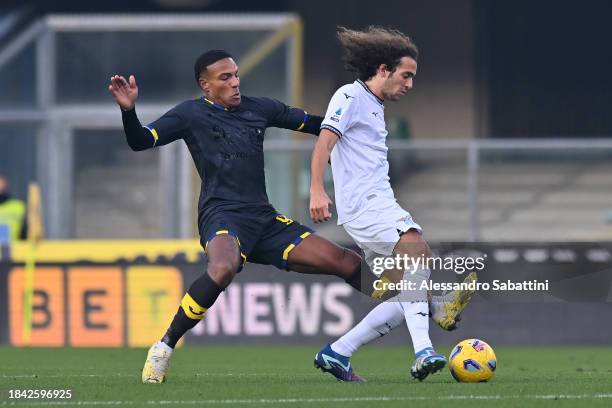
[7, 389, 73, 400]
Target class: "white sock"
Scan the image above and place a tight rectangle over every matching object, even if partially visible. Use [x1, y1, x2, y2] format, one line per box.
[395, 266, 434, 355]
[429, 297, 443, 321]
[400, 301, 433, 354]
[331, 298, 404, 357]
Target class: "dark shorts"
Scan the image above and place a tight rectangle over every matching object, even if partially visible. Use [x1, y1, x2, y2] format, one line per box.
[199, 205, 314, 271]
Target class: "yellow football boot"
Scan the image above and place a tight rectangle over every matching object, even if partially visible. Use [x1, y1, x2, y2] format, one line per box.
[431, 272, 478, 330]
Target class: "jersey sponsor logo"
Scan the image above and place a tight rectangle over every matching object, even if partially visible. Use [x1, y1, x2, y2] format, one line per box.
[335, 107, 343, 115]
[221, 151, 260, 160]
[343, 93, 354, 99]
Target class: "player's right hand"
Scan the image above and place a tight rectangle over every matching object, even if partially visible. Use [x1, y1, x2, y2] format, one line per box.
[310, 190, 333, 223]
[108, 74, 138, 111]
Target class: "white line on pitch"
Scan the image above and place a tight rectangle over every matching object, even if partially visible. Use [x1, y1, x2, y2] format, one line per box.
[1, 373, 263, 379]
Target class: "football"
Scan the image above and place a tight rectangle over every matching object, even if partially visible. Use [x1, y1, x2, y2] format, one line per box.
[448, 339, 497, 382]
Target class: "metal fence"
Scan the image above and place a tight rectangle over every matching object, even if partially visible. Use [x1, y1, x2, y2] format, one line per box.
[267, 139, 612, 243]
[0, 14, 302, 239]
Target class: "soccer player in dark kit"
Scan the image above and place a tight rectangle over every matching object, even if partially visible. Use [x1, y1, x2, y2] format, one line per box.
[108, 50, 379, 383]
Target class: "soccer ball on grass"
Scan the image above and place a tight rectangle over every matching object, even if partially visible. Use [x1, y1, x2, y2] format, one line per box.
[448, 338, 497, 382]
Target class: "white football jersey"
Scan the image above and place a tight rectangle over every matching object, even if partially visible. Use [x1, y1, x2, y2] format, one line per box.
[321, 79, 395, 224]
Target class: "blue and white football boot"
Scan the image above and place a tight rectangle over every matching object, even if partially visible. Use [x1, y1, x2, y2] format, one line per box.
[410, 347, 447, 381]
[314, 344, 366, 383]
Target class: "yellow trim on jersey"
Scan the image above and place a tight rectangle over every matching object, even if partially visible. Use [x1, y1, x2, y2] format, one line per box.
[296, 110, 307, 131]
[181, 293, 207, 320]
[149, 128, 159, 145]
[282, 231, 311, 261]
[204, 97, 229, 111]
[282, 243, 296, 261]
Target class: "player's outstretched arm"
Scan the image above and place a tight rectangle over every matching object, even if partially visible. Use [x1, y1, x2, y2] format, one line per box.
[293, 111, 323, 135]
[259, 97, 323, 135]
[108, 74, 158, 151]
[309, 129, 338, 223]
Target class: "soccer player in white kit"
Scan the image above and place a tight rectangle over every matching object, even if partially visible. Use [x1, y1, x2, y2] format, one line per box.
[310, 26, 476, 382]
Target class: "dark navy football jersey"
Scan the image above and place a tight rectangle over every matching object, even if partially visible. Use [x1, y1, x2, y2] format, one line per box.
[142, 96, 322, 220]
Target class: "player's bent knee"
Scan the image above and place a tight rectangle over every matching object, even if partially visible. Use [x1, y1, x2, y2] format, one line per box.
[207, 260, 239, 287]
[399, 229, 423, 243]
[397, 229, 431, 258]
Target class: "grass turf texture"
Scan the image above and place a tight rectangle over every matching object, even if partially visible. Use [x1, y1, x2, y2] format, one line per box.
[1, 346, 611, 407]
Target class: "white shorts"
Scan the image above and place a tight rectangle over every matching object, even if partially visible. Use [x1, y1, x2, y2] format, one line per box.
[342, 196, 422, 275]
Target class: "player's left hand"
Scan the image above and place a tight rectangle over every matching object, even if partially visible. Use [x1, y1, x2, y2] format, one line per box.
[108, 74, 139, 111]
[310, 190, 333, 223]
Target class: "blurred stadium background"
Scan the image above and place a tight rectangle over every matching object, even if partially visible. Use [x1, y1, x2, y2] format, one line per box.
[1, 0, 612, 351]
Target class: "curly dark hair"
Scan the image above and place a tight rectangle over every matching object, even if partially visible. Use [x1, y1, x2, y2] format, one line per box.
[337, 26, 418, 81]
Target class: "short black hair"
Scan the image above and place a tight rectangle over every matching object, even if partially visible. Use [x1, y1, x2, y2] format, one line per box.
[194, 50, 234, 82]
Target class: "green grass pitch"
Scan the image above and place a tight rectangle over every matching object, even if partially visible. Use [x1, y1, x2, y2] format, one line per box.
[1, 346, 612, 407]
